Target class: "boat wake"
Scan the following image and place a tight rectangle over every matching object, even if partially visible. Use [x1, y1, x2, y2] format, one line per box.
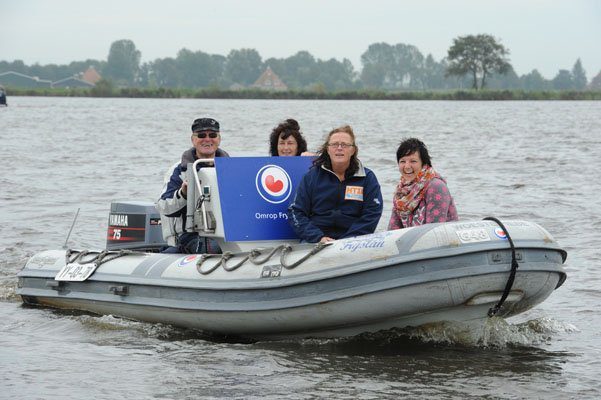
[17, 304, 579, 353]
[334, 316, 579, 350]
[402, 317, 579, 349]
[260, 317, 579, 355]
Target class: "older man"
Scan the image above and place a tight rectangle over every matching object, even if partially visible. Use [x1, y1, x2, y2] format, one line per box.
[157, 117, 229, 253]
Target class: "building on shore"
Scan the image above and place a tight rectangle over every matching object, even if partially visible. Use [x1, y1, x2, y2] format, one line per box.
[52, 76, 96, 88]
[0, 66, 102, 89]
[0, 71, 52, 88]
[81, 66, 102, 84]
[251, 67, 288, 91]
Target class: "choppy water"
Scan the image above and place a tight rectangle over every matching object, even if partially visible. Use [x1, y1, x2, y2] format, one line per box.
[1, 97, 600, 399]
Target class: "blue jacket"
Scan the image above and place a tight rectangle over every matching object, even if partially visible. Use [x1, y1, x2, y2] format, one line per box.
[287, 161, 383, 243]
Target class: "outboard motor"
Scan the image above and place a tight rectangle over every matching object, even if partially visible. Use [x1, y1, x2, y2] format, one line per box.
[106, 201, 167, 252]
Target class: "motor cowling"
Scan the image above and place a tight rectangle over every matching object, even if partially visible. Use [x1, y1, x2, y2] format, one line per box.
[106, 201, 166, 252]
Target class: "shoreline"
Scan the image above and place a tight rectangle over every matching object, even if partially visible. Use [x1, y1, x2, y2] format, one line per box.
[4, 87, 601, 100]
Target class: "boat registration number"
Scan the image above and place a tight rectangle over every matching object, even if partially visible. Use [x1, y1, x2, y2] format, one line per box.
[456, 228, 491, 243]
[55, 263, 98, 281]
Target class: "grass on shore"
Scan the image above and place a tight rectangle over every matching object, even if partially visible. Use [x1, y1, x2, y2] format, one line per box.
[5, 86, 601, 100]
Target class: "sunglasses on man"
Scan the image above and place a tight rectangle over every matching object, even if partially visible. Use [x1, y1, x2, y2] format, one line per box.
[195, 131, 219, 139]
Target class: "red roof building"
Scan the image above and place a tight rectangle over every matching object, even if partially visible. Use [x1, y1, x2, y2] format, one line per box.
[252, 66, 287, 91]
[81, 66, 102, 84]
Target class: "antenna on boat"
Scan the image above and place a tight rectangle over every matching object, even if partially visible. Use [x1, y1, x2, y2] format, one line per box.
[63, 208, 80, 249]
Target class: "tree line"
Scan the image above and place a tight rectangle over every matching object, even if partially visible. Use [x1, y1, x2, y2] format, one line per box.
[1, 36, 599, 91]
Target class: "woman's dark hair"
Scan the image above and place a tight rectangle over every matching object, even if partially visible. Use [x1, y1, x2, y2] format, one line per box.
[269, 118, 308, 156]
[314, 125, 360, 176]
[395, 138, 432, 167]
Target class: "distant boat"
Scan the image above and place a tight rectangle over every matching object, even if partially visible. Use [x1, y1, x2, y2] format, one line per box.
[0, 86, 7, 106]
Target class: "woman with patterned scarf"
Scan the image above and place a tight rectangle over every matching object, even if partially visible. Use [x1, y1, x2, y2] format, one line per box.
[388, 138, 458, 230]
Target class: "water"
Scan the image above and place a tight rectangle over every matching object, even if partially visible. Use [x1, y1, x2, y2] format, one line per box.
[1, 97, 600, 399]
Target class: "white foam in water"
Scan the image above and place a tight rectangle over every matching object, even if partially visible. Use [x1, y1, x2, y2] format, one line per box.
[81, 314, 163, 332]
[407, 317, 579, 349]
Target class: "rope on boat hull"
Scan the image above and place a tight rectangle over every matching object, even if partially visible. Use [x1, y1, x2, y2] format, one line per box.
[196, 242, 331, 275]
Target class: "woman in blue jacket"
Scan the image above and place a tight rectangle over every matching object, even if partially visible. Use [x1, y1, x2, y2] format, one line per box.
[287, 125, 383, 243]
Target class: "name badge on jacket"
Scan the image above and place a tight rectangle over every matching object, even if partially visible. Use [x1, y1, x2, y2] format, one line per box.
[345, 186, 364, 201]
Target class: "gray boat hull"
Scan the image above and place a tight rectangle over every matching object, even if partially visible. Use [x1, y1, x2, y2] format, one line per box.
[17, 220, 567, 340]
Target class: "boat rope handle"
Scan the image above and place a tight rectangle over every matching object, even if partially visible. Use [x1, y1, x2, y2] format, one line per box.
[65, 249, 144, 267]
[196, 242, 331, 275]
[66, 249, 101, 264]
[95, 250, 142, 266]
[196, 252, 247, 274]
[483, 217, 520, 317]
[280, 242, 330, 270]
[249, 245, 287, 265]
[223, 254, 250, 272]
[196, 253, 223, 274]
[66, 241, 331, 276]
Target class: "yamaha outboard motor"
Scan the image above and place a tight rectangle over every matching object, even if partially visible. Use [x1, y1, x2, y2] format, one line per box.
[106, 201, 166, 252]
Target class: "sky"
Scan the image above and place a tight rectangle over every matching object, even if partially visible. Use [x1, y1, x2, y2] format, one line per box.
[1, 0, 600, 80]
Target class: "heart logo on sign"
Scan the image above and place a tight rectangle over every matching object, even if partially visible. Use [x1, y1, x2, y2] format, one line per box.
[256, 164, 292, 204]
[265, 175, 284, 192]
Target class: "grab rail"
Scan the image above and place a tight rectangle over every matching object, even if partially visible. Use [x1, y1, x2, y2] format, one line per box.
[192, 158, 216, 233]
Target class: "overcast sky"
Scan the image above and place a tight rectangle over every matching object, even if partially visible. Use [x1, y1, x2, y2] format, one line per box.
[2, 0, 600, 79]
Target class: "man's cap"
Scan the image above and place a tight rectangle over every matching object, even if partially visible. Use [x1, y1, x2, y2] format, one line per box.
[191, 117, 220, 132]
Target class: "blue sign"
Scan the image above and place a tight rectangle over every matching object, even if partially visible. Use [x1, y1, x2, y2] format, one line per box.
[215, 157, 314, 241]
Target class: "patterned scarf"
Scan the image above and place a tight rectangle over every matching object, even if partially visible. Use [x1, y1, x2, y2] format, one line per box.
[393, 165, 439, 227]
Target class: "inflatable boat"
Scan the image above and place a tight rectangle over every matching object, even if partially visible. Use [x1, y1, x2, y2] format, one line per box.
[0, 85, 7, 106]
[17, 157, 567, 340]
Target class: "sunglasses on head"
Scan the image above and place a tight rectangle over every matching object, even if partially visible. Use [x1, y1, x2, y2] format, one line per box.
[195, 131, 219, 139]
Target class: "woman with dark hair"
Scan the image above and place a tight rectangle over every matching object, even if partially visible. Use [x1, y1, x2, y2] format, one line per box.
[288, 125, 383, 243]
[388, 138, 458, 230]
[269, 118, 308, 156]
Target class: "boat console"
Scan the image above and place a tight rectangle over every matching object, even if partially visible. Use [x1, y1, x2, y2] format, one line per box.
[107, 156, 314, 253]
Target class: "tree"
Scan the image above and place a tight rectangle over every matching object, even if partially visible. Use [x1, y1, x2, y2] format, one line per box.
[589, 70, 601, 90]
[68, 59, 106, 78]
[29, 63, 68, 82]
[285, 51, 318, 88]
[552, 69, 573, 90]
[313, 58, 356, 90]
[224, 49, 263, 86]
[446, 34, 511, 89]
[571, 58, 587, 90]
[0, 60, 27, 74]
[360, 43, 391, 88]
[90, 79, 114, 97]
[421, 54, 451, 90]
[487, 65, 520, 89]
[265, 51, 357, 90]
[105, 39, 141, 86]
[265, 51, 318, 89]
[176, 49, 223, 88]
[137, 62, 151, 87]
[149, 57, 181, 87]
[521, 69, 550, 91]
[360, 42, 426, 89]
